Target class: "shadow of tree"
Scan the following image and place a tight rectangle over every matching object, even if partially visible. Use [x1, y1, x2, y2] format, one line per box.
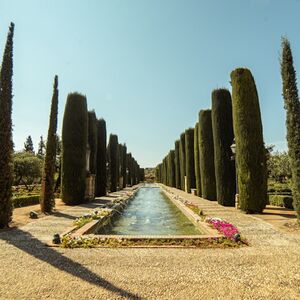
[52, 211, 78, 220]
[0, 229, 140, 299]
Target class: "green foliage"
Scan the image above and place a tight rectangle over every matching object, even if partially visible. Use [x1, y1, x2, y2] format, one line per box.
[198, 110, 216, 200]
[12, 194, 40, 208]
[107, 134, 119, 192]
[281, 38, 300, 218]
[40, 75, 58, 213]
[95, 118, 107, 196]
[0, 22, 14, 228]
[185, 128, 196, 193]
[13, 151, 43, 187]
[231, 68, 267, 213]
[61, 93, 88, 205]
[268, 151, 291, 183]
[211, 89, 235, 206]
[87, 110, 98, 175]
[194, 122, 201, 196]
[268, 194, 293, 209]
[24, 135, 34, 153]
[179, 132, 186, 191]
[174, 140, 181, 189]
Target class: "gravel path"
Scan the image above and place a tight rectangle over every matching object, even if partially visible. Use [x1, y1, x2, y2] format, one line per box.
[0, 185, 299, 300]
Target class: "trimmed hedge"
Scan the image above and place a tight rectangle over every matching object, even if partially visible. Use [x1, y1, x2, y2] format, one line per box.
[231, 68, 267, 213]
[61, 93, 88, 205]
[198, 110, 216, 200]
[13, 195, 40, 208]
[268, 194, 294, 209]
[185, 128, 196, 193]
[179, 133, 186, 191]
[211, 89, 235, 206]
[194, 122, 201, 196]
[174, 140, 181, 189]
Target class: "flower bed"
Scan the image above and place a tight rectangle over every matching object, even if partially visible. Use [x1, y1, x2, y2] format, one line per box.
[206, 217, 243, 243]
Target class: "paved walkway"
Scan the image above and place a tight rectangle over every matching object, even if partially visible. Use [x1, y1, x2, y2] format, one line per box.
[0, 185, 299, 299]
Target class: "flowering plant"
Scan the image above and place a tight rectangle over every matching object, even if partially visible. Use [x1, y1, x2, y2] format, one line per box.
[206, 217, 240, 241]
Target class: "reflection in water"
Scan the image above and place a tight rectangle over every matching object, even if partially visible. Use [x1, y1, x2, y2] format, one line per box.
[100, 184, 201, 235]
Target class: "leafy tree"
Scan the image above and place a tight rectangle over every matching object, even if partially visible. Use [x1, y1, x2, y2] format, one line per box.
[24, 135, 34, 153]
[40, 76, 58, 213]
[0, 22, 14, 228]
[13, 151, 43, 189]
[281, 37, 300, 219]
[268, 151, 291, 183]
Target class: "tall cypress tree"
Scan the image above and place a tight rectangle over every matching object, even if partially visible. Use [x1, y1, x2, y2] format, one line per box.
[231, 68, 267, 213]
[281, 38, 300, 219]
[88, 110, 98, 175]
[168, 150, 176, 187]
[211, 89, 235, 206]
[95, 118, 107, 196]
[0, 23, 14, 228]
[179, 133, 186, 191]
[24, 135, 34, 153]
[174, 140, 181, 189]
[199, 110, 216, 200]
[107, 134, 118, 192]
[61, 93, 88, 205]
[40, 75, 59, 213]
[120, 144, 127, 188]
[185, 128, 196, 193]
[194, 122, 201, 196]
[126, 153, 133, 186]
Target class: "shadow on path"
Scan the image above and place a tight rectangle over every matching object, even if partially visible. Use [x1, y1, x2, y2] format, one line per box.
[52, 211, 78, 220]
[0, 229, 140, 299]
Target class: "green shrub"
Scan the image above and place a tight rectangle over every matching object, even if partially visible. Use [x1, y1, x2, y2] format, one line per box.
[231, 68, 267, 213]
[12, 195, 40, 208]
[61, 93, 88, 205]
[211, 89, 235, 206]
[268, 194, 294, 209]
[198, 110, 216, 200]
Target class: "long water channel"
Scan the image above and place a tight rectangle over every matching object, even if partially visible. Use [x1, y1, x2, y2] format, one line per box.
[98, 184, 201, 235]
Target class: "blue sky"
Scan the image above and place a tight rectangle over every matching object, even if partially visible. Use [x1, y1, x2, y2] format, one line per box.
[0, 0, 299, 167]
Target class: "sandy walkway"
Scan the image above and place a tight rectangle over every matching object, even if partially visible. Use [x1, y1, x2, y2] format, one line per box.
[0, 185, 299, 299]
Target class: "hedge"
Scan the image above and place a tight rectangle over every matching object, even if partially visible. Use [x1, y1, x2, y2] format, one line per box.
[268, 194, 294, 209]
[12, 195, 40, 208]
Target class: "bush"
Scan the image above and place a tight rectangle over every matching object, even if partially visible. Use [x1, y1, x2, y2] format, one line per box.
[268, 194, 294, 209]
[12, 194, 40, 208]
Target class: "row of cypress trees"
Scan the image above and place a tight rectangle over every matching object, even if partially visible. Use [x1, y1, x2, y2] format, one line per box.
[156, 68, 267, 214]
[61, 92, 143, 205]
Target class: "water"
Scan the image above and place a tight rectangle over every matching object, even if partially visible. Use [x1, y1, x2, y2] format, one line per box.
[98, 184, 201, 235]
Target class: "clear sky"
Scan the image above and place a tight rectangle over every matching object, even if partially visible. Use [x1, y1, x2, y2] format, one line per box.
[0, 0, 299, 167]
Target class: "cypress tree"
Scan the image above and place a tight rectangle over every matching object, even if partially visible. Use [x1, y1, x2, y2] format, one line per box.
[194, 122, 201, 196]
[281, 38, 300, 219]
[40, 75, 59, 213]
[95, 118, 107, 196]
[139, 168, 145, 182]
[0, 23, 14, 228]
[107, 134, 118, 192]
[211, 89, 235, 206]
[38, 135, 46, 158]
[168, 150, 176, 187]
[120, 144, 127, 188]
[88, 110, 98, 174]
[126, 153, 133, 186]
[61, 93, 88, 205]
[174, 140, 181, 189]
[179, 133, 186, 191]
[199, 110, 216, 200]
[231, 68, 267, 213]
[24, 135, 34, 153]
[185, 128, 196, 193]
